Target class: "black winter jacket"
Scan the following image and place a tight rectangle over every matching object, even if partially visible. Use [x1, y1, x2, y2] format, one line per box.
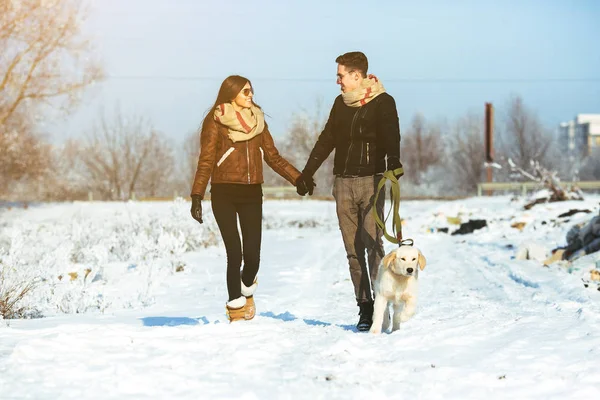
[303, 92, 401, 177]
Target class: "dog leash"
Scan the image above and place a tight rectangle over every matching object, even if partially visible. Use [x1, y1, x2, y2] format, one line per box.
[373, 167, 406, 245]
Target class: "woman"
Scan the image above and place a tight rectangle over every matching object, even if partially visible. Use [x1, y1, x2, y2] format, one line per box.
[190, 75, 313, 322]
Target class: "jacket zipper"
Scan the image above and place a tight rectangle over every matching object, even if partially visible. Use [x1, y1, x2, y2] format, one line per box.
[360, 141, 364, 165]
[246, 141, 250, 183]
[343, 108, 361, 175]
[366, 142, 370, 164]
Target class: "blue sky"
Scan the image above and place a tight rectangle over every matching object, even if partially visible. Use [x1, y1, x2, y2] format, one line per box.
[48, 0, 600, 143]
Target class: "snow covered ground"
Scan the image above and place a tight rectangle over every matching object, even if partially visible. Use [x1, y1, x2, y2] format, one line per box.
[1, 195, 600, 399]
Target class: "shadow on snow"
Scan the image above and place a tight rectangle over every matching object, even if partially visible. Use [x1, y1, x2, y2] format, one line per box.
[140, 316, 210, 327]
[259, 311, 358, 332]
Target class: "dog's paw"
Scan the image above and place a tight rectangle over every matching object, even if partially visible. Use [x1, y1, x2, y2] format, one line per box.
[369, 327, 381, 334]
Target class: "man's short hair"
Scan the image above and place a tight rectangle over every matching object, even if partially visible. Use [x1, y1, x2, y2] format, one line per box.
[335, 52, 368, 77]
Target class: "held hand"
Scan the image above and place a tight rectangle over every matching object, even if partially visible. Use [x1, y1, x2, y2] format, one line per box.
[296, 179, 308, 196]
[296, 173, 316, 196]
[387, 159, 404, 180]
[190, 195, 203, 224]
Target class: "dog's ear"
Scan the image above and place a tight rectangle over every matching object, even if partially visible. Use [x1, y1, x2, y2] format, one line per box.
[382, 251, 397, 269]
[418, 251, 427, 270]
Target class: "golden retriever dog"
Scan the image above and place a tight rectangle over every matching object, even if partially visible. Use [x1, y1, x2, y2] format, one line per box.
[370, 245, 426, 334]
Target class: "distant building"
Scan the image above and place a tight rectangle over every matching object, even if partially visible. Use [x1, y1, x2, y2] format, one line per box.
[559, 114, 600, 160]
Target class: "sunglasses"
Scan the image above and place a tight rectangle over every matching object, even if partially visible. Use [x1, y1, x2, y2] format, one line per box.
[241, 88, 254, 97]
[336, 70, 355, 80]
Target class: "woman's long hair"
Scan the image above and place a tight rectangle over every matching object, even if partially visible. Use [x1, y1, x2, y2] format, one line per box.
[201, 75, 260, 131]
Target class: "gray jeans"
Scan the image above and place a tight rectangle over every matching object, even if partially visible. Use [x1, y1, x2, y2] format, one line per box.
[332, 175, 385, 304]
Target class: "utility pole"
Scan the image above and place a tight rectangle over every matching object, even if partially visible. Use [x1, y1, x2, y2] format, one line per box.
[485, 103, 494, 196]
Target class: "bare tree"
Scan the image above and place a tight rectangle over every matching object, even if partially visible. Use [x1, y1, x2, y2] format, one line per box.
[445, 112, 486, 194]
[0, 107, 52, 198]
[81, 109, 175, 200]
[401, 113, 444, 185]
[136, 133, 175, 198]
[0, 0, 103, 125]
[497, 95, 555, 171]
[43, 138, 90, 200]
[0, 0, 103, 198]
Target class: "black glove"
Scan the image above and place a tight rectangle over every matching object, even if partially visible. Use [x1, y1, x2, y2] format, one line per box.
[190, 194, 203, 224]
[296, 172, 316, 196]
[387, 159, 404, 180]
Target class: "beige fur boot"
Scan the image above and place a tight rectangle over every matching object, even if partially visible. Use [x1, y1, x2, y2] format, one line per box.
[241, 278, 258, 320]
[225, 296, 246, 323]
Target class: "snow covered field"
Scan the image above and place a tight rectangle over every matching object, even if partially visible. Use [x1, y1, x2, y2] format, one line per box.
[1, 195, 600, 399]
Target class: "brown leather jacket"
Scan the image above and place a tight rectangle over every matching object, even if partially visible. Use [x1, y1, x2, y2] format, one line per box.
[191, 118, 301, 197]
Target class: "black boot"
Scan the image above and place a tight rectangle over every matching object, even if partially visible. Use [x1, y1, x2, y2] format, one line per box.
[356, 300, 374, 332]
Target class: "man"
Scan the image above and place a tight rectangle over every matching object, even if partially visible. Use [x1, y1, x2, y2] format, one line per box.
[296, 51, 402, 331]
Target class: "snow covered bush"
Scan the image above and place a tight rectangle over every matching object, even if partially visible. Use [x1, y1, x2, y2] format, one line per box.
[0, 199, 221, 318]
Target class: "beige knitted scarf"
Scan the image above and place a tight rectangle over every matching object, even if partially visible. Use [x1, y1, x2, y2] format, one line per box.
[214, 103, 265, 142]
[342, 74, 386, 107]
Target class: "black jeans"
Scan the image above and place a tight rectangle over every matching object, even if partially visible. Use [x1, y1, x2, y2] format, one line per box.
[211, 197, 262, 301]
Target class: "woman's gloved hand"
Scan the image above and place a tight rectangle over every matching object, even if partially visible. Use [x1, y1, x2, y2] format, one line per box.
[190, 195, 203, 224]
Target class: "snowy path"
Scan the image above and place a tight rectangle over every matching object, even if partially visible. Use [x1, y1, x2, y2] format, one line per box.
[1, 198, 600, 399]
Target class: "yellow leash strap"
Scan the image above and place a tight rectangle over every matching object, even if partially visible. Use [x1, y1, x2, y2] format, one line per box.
[373, 167, 404, 244]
